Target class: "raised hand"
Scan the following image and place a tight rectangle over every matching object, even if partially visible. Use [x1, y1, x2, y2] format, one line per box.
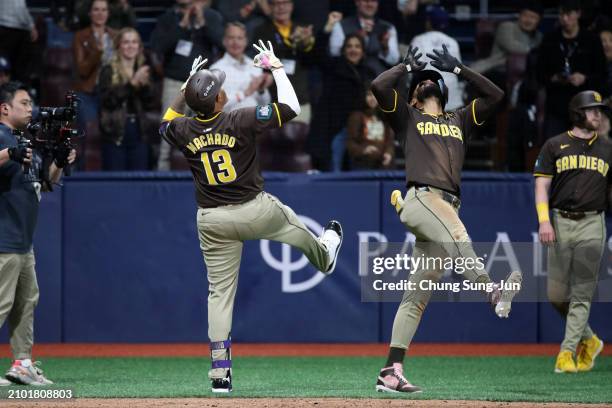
[426, 44, 461, 73]
[252, 39, 283, 70]
[402, 45, 426, 72]
[182, 55, 208, 91]
[190, 55, 208, 77]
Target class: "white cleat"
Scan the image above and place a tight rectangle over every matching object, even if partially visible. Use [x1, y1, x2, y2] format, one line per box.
[320, 220, 343, 275]
[494, 271, 523, 318]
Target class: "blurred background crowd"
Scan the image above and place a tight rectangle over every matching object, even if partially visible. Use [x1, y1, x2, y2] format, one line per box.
[2, 0, 612, 172]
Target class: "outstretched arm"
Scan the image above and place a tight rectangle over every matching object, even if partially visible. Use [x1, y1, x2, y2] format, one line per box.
[428, 44, 504, 122]
[253, 39, 300, 116]
[160, 56, 208, 123]
[371, 64, 406, 113]
[371, 45, 425, 112]
[458, 65, 504, 123]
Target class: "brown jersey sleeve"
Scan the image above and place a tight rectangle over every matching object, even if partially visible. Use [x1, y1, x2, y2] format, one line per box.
[457, 65, 504, 126]
[159, 118, 181, 147]
[371, 64, 411, 133]
[534, 140, 555, 177]
[232, 103, 297, 134]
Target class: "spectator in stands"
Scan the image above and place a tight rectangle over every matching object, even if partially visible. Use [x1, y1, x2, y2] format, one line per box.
[330, 0, 400, 75]
[151, 0, 224, 170]
[73, 0, 116, 131]
[537, 0, 607, 140]
[254, 0, 316, 124]
[598, 103, 611, 139]
[410, 5, 463, 110]
[0, 0, 38, 84]
[506, 79, 538, 172]
[470, 2, 543, 78]
[0, 57, 11, 86]
[107, 0, 137, 30]
[213, 0, 271, 39]
[308, 29, 375, 171]
[98, 28, 152, 171]
[210, 22, 271, 112]
[397, 0, 442, 45]
[346, 87, 394, 170]
[69, 0, 135, 30]
[600, 27, 612, 96]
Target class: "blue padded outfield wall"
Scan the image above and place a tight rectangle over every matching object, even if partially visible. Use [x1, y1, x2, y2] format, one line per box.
[4, 171, 612, 344]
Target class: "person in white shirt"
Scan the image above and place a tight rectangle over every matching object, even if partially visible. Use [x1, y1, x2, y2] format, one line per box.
[211, 22, 271, 112]
[410, 5, 464, 110]
[329, 0, 400, 75]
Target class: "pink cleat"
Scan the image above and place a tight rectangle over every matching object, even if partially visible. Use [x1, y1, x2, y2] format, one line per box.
[375, 363, 422, 393]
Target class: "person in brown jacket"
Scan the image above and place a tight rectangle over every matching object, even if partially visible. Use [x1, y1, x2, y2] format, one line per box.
[346, 88, 394, 170]
[72, 0, 116, 141]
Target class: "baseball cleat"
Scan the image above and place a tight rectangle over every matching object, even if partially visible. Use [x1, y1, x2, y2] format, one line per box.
[5, 360, 53, 386]
[493, 271, 522, 318]
[577, 335, 604, 372]
[211, 370, 232, 393]
[0, 378, 11, 386]
[554, 350, 577, 373]
[376, 363, 422, 393]
[320, 220, 343, 275]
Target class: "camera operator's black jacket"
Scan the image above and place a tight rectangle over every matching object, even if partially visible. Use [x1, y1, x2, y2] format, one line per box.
[0, 123, 41, 253]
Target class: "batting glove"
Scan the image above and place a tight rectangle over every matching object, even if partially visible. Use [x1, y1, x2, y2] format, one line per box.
[181, 55, 208, 91]
[402, 45, 426, 73]
[426, 44, 462, 74]
[253, 40, 283, 71]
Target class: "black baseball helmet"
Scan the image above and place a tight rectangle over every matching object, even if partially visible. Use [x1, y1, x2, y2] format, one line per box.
[184, 69, 226, 115]
[409, 70, 449, 108]
[568, 90, 608, 126]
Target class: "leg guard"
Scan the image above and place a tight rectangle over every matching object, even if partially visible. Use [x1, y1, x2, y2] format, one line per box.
[209, 338, 232, 379]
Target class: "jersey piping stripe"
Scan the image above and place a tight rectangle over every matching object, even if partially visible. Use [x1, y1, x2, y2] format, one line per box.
[162, 107, 185, 121]
[380, 89, 398, 113]
[273, 102, 282, 127]
[471, 99, 484, 126]
[195, 111, 222, 123]
[533, 172, 553, 178]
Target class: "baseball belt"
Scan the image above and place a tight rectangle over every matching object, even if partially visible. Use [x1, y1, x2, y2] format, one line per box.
[553, 208, 601, 221]
[414, 185, 461, 209]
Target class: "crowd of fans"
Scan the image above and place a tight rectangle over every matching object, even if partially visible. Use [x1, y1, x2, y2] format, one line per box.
[0, 0, 611, 172]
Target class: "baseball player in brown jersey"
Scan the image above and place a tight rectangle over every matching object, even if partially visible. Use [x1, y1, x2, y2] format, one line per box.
[534, 90, 610, 374]
[159, 42, 343, 393]
[370, 45, 523, 393]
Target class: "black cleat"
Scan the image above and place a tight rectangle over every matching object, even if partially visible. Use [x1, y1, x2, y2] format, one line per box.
[320, 220, 343, 274]
[211, 371, 232, 393]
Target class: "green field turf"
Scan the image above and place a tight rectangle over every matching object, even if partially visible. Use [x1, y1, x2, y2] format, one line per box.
[0, 356, 610, 403]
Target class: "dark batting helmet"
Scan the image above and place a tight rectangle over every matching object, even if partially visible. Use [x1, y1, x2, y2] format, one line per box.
[408, 70, 449, 108]
[568, 90, 608, 126]
[184, 69, 226, 115]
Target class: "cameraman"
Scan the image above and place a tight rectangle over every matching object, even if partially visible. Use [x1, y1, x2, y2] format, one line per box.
[0, 81, 75, 386]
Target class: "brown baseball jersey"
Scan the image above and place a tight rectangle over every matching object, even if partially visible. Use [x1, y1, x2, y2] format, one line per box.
[382, 100, 480, 196]
[160, 102, 296, 208]
[371, 64, 503, 197]
[534, 131, 612, 212]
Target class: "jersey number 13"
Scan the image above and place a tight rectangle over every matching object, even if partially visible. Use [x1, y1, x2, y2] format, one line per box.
[201, 149, 237, 185]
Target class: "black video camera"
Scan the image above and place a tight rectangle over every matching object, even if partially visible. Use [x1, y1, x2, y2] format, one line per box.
[14, 91, 82, 191]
